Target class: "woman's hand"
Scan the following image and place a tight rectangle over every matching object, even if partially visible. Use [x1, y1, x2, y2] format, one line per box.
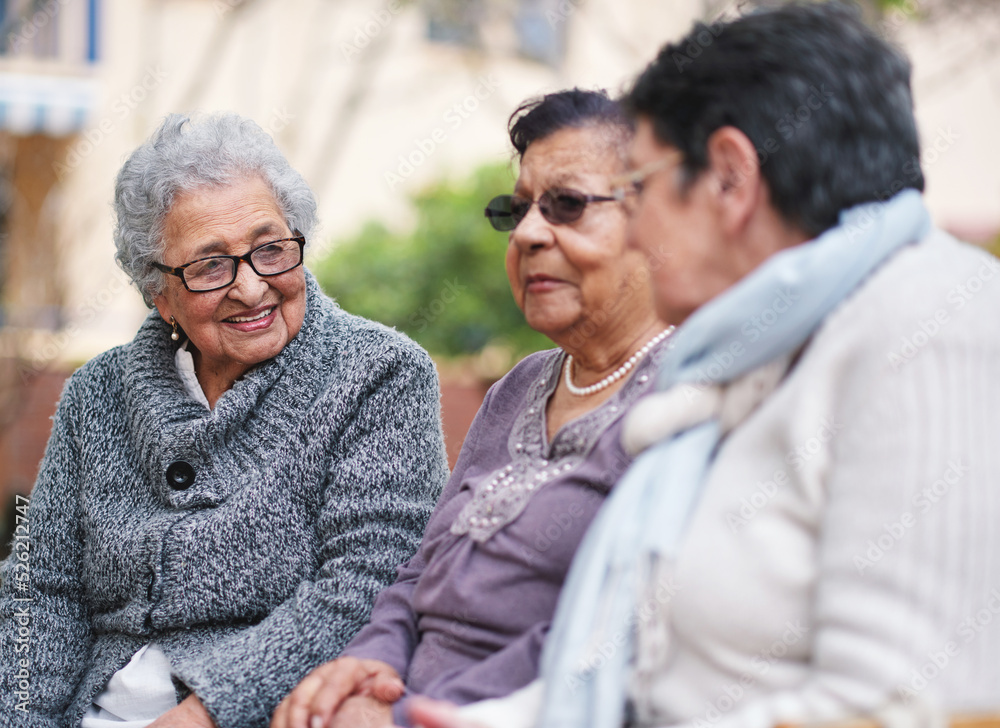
[148, 694, 217, 728]
[271, 657, 404, 728]
[406, 697, 489, 728]
[329, 695, 393, 728]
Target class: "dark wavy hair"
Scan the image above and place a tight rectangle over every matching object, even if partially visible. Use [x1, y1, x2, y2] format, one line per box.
[624, 1, 923, 236]
[507, 88, 633, 160]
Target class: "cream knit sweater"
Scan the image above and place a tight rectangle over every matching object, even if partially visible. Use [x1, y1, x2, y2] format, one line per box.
[462, 229, 1000, 728]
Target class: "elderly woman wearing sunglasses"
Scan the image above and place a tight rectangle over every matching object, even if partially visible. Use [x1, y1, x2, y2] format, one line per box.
[271, 89, 671, 728]
[0, 113, 449, 728]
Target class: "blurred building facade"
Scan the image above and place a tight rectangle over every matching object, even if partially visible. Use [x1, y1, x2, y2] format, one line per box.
[0, 0, 998, 517]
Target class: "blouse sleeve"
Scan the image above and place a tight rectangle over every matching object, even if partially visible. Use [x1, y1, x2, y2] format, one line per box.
[390, 624, 550, 728]
[0, 377, 94, 726]
[173, 345, 450, 728]
[340, 382, 499, 675]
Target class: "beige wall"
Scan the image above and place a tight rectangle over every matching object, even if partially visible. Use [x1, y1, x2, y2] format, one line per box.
[902, 9, 1000, 239]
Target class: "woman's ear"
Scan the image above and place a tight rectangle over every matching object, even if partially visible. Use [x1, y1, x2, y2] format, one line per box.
[704, 126, 763, 235]
[152, 294, 172, 324]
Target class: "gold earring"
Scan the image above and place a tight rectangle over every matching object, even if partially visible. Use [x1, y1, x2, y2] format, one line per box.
[169, 316, 180, 341]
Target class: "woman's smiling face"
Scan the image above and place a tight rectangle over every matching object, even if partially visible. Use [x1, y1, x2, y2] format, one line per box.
[152, 175, 306, 387]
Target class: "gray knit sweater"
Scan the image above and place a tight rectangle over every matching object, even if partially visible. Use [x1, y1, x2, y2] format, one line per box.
[0, 273, 449, 728]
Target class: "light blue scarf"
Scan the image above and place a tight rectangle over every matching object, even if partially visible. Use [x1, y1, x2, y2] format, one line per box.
[537, 190, 932, 728]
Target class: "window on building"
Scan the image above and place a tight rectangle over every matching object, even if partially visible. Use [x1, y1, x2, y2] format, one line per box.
[425, 0, 483, 48]
[0, 0, 59, 58]
[423, 0, 566, 66]
[514, 0, 565, 67]
[0, 0, 98, 62]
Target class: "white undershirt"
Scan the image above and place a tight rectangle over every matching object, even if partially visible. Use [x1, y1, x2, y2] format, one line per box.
[175, 340, 211, 410]
[81, 344, 210, 726]
[80, 644, 179, 727]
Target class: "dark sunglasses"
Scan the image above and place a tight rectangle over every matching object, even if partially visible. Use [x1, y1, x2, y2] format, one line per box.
[484, 187, 625, 231]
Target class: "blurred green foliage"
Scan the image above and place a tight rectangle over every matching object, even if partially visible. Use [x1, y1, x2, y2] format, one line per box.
[876, 0, 915, 10]
[314, 164, 552, 360]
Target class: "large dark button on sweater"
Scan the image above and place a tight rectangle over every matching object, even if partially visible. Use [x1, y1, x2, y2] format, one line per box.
[166, 461, 196, 490]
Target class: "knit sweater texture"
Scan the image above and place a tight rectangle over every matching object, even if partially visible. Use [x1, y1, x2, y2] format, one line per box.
[0, 273, 449, 728]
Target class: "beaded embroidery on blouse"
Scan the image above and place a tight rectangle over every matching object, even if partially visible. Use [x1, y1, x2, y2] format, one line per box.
[451, 341, 670, 542]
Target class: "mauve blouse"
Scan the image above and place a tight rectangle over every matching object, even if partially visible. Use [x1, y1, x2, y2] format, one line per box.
[342, 344, 666, 725]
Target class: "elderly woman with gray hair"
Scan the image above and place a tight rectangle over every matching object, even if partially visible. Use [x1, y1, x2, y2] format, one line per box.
[0, 113, 448, 728]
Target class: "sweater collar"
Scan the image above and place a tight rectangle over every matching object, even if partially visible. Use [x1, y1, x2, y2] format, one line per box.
[123, 271, 340, 505]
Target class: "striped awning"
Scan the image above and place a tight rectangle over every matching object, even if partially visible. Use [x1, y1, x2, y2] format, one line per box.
[0, 72, 96, 136]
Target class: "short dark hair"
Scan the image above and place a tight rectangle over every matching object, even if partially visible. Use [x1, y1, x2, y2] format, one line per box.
[624, 1, 924, 236]
[508, 88, 633, 160]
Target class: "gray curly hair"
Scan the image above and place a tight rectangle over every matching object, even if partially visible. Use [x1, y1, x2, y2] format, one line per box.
[114, 112, 318, 307]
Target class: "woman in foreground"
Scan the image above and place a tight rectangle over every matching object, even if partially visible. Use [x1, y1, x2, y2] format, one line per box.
[272, 89, 672, 728]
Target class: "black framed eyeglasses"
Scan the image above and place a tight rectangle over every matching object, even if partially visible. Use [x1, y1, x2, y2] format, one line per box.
[484, 188, 626, 232]
[153, 235, 306, 293]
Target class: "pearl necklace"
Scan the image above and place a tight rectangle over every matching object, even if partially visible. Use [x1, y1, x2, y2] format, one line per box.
[563, 327, 675, 397]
